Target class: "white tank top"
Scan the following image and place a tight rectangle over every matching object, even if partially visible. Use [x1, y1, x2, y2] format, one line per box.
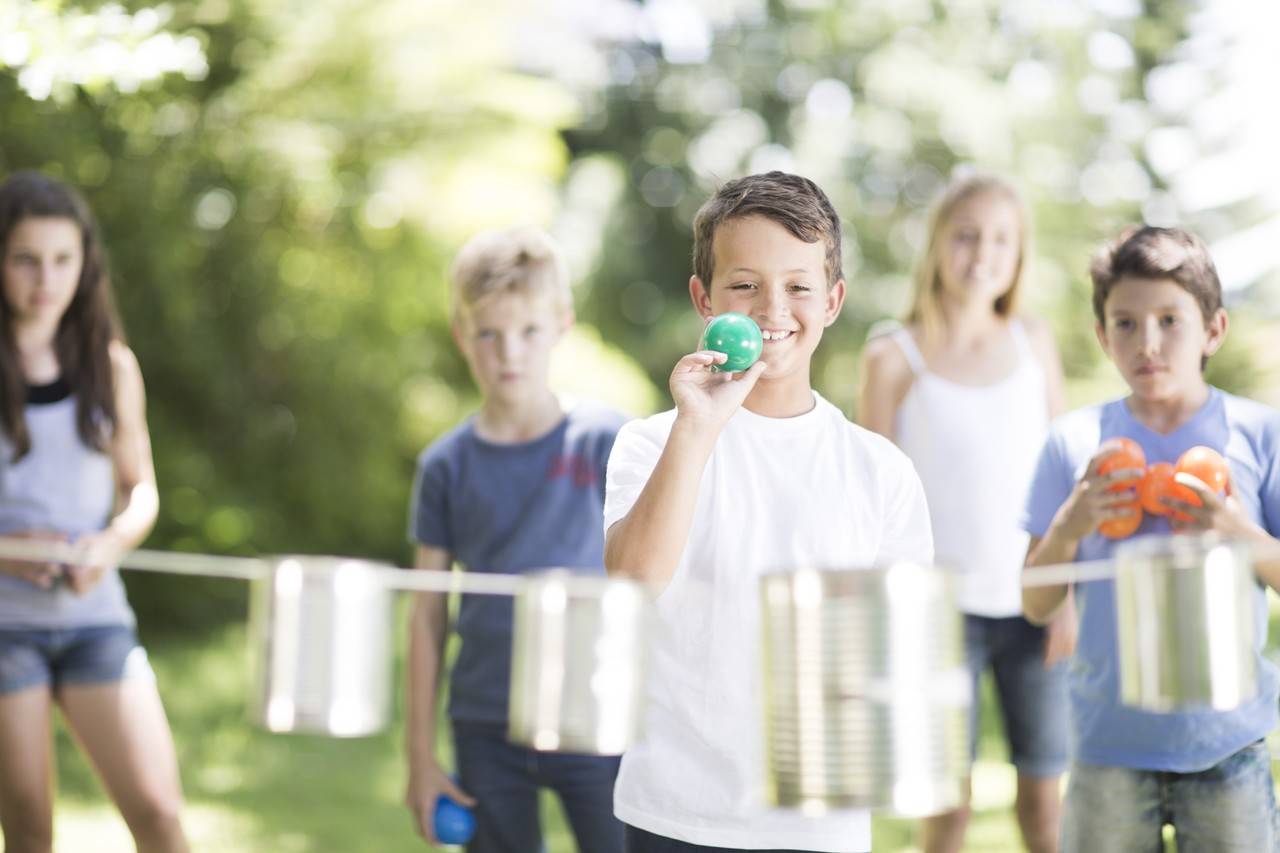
[891, 320, 1049, 617]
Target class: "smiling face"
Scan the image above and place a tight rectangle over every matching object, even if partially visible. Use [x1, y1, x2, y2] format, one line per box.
[453, 291, 571, 407]
[2, 216, 84, 329]
[690, 214, 845, 389]
[936, 189, 1023, 309]
[1095, 276, 1226, 403]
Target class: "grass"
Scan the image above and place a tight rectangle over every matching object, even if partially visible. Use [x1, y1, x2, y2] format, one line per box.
[40, 598, 1280, 852]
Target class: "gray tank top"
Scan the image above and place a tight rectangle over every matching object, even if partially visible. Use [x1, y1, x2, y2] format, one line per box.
[0, 383, 135, 628]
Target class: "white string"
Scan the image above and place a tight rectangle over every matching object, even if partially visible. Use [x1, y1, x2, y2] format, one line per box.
[0, 538, 530, 597]
[9, 535, 1266, 596]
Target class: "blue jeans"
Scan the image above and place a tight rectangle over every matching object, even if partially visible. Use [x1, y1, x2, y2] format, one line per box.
[453, 722, 623, 853]
[624, 825, 811, 852]
[0, 625, 151, 693]
[1061, 740, 1279, 852]
[964, 614, 1069, 776]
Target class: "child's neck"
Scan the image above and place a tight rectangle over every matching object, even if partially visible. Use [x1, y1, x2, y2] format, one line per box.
[11, 320, 60, 384]
[1125, 381, 1212, 436]
[743, 373, 815, 419]
[475, 390, 565, 443]
[937, 297, 1005, 348]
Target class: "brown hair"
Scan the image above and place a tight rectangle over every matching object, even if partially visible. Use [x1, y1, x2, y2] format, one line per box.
[449, 226, 570, 324]
[1089, 225, 1222, 327]
[905, 174, 1031, 349]
[0, 171, 121, 461]
[692, 171, 843, 289]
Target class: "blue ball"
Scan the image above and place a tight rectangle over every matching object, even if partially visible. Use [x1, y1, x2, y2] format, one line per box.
[434, 795, 476, 846]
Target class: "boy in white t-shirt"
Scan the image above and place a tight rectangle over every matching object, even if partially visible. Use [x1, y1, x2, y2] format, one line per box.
[603, 171, 935, 852]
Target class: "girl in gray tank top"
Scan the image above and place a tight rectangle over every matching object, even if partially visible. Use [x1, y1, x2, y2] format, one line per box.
[0, 171, 189, 851]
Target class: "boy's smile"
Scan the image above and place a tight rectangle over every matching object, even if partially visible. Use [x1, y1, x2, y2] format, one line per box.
[1096, 276, 1226, 405]
[690, 215, 844, 397]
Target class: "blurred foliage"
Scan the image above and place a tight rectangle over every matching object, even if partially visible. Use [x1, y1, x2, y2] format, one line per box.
[4, 0, 1279, 633]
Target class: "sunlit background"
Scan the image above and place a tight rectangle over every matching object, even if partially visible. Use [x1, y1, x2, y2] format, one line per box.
[3, 0, 1280, 850]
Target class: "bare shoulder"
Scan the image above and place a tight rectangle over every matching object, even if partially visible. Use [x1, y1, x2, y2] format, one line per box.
[107, 340, 146, 401]
[862, 331, 913, 382]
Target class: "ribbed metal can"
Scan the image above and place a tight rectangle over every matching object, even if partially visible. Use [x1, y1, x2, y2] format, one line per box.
[249, 556, 394, 737]
[508, 570, 649, 755]
[1115, 533, 1257, 712]
[760, 563, 969, 816]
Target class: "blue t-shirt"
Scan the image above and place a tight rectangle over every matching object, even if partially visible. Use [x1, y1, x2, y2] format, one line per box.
[408, 400, 627, 726]
[1022, 387, 1280, 772]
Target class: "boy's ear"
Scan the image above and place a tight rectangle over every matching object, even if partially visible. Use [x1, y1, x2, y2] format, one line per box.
[1094, 320, 1109, 354]
[688, 275, 714, 320]
[559, 306, 576, 334]
[823, 278, 848, 327]
[1204, 307, 1228, 356]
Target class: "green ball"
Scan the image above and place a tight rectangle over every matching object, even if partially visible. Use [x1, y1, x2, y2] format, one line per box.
[698, 312, 763, 373]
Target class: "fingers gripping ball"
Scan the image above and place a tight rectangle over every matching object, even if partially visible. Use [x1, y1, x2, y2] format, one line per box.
[1176, 445, 1229, 494]
[1167, 445, 1229, 515]
[1097, 437, 1145, 539]
[434, 794, 476, 846]
[699, 312, 763, 373]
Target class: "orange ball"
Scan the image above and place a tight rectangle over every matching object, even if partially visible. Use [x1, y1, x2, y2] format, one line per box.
[1175, 446, 1229, 494]
[1099, 502, 1143, 539]
[1138, 462, 1176, 516]
[1096, 438, 1145, 538]
[1097, 437, 1146, 494]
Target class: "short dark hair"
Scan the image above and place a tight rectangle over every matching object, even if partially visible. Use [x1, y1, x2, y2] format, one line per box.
[691, 171, 843, 289]
[1090, 226, 1222, 327]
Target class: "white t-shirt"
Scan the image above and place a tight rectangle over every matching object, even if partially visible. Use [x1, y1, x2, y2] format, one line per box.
[603, 391, 934, 852]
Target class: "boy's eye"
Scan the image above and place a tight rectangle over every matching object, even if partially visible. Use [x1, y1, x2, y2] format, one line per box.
[524, 325, 540, 336]
[1161, 315, 1178, 327]
[1112, 318, 1133, 330]
[476, 329, 496, 339]
[729, 282, 757, 290]
[787, 282, 813, 293]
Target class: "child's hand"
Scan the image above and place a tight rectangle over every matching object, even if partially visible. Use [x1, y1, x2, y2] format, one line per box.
[64, 531, 125, 595]
[405, 761, 476, 844]
[669, 350, 768, 432]
[0, 530, 67, 589]
[1052, 448, 1144, 542]
[1164, 471, 1257, 538]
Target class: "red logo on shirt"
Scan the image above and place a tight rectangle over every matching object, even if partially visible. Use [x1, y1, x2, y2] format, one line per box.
[548, 454, 597, 487]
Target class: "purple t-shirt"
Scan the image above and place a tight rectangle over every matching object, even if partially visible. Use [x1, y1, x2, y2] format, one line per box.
[1022, 387, 1280, 771]
[408, 400, 627, 725]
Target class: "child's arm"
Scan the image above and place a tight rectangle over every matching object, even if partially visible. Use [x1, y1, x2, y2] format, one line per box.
[67, 342, 159, 594]
[605, 351, 766, 592]
[404, 545, 474, 843]
[856, 335, 913, 439]
[1024, 448, 1144, 623]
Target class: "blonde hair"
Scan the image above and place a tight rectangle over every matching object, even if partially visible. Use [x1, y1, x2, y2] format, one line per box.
[449, 226, 571, 324]
[905, 174, 1031, 349]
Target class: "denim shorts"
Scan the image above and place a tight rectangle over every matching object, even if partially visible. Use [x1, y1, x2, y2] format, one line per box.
[1061, 739, 1278, 853]
[964, 613, 1069, 777]
[0, 625, 153, 694]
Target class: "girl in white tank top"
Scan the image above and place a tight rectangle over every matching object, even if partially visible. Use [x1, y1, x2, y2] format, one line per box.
[858, 175, 1070, 853]
[0, 171, 189, 851]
